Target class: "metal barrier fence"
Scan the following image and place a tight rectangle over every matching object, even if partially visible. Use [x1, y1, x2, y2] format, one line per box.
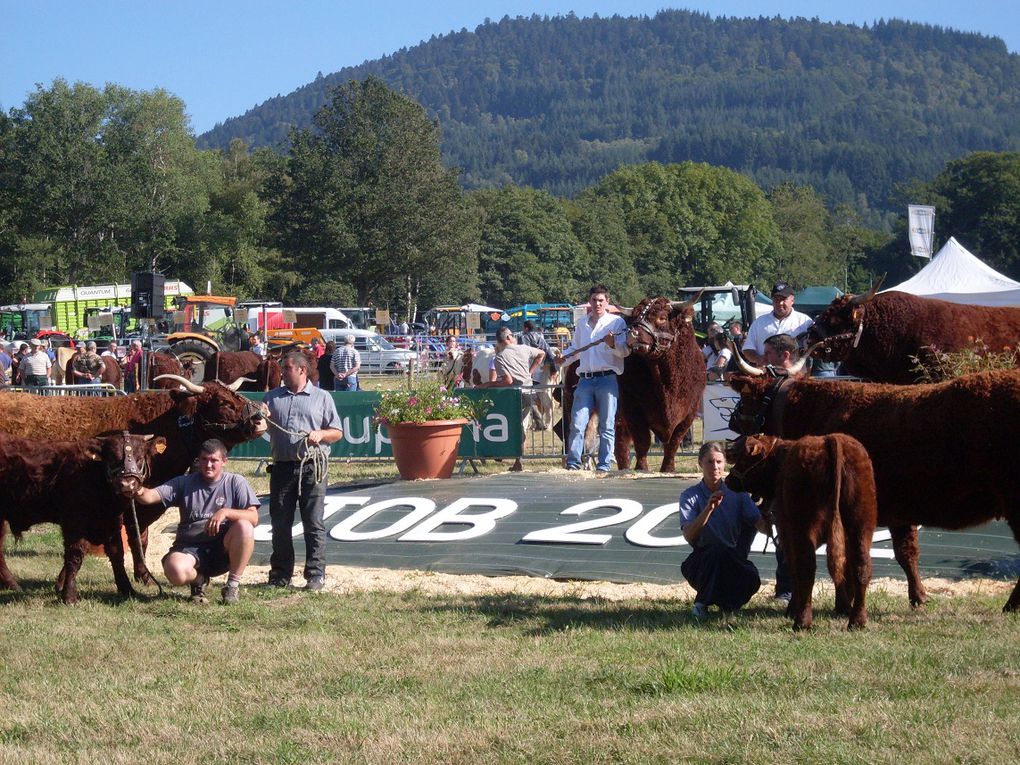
[4, 383, 125, 397]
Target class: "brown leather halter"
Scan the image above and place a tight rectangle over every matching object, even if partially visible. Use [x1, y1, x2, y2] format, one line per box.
[628, 301, 681, 356]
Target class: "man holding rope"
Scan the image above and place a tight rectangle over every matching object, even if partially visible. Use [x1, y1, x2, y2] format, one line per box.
[555, 284, 629, 473]
[262, 351, 343, 591]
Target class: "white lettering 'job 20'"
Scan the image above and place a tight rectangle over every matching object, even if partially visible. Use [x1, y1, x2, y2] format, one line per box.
[254, 496, 896, 557]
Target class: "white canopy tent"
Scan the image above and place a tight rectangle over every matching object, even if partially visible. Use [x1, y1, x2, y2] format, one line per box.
[885, 237, 1020, 307]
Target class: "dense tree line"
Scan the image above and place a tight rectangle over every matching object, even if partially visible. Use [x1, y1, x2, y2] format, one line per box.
[199, 11, 1020, 219]
[3, 79, 1020, 320]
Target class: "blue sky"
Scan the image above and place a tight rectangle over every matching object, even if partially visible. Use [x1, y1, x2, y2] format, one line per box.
[2, 1, 1016, 134]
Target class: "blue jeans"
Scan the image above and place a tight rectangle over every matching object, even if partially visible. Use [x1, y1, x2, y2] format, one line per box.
[566, 373, 618, 471]
[334, 375, 358, 392]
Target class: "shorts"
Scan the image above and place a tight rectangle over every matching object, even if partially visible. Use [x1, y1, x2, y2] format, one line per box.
[163, 530, 230, 577]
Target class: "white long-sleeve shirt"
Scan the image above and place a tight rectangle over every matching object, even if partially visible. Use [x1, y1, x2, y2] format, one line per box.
[562, 311, 629, 375]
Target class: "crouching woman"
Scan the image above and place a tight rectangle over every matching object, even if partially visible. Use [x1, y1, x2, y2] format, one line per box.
[680, 441, 771, 617]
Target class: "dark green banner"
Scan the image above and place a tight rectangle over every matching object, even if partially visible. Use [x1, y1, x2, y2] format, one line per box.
[232, 388, 524, 460]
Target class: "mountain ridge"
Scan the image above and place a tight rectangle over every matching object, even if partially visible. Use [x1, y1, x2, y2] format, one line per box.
[198, 10, 1020, 211]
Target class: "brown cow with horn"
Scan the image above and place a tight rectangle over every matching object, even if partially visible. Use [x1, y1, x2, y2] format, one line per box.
[727, 343, 1020, 613]
[615, 291, 706, 471]
[0, 377, 268, 590]
[807, 278, 1020, 384]
[553, 291, 705, 472]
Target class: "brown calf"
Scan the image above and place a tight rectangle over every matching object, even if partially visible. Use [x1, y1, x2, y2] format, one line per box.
[726, 433, 878, 630]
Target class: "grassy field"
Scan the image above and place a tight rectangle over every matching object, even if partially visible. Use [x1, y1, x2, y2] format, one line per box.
[1, 520, 1018, 764]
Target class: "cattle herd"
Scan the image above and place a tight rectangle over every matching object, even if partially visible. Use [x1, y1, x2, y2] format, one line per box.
[0, 375, 267, 602]
[1, 286, 1019, 630]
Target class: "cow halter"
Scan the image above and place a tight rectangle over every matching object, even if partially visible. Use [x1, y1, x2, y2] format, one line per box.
[106, 431, 151, 484]
[815, 304, 867, 357]
[725, 437, 779, 492]
[730, 376, 789, 435]
[628, 301, 680, 355]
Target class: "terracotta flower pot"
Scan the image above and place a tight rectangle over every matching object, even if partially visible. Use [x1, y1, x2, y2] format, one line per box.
[387, 419, 468, 480]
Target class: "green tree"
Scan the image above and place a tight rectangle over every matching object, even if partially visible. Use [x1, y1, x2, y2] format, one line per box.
[565, 195, 642, 306]
[929, 151, 1020, 278]
[472, 185, 588, 306]
[767, 183, 837, 288]
[273, 77, 480, 318]
[8, 80, 116, 284]
[583, 162, 781, 295]
[5, 80, 218, 294]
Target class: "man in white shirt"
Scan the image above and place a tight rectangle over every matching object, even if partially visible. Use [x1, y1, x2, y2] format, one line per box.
[556, 284, 629, 473]
[742, 282, 813, 365]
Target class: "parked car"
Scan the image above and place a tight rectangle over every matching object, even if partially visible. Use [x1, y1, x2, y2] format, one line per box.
[319, 328, 419, 373]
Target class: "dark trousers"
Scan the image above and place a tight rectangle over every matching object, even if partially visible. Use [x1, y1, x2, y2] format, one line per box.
[269, 462, 328, 581]
[681, 544, 761, 611]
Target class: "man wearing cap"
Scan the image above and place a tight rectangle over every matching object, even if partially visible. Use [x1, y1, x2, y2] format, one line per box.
[329, 334, 361, 392]
[741, 282, 813, 366]
[21, 340, 52, 387]
[71, 340, 106, 385]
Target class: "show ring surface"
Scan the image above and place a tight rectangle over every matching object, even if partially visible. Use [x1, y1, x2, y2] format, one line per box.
[250, 472, 1019, 584]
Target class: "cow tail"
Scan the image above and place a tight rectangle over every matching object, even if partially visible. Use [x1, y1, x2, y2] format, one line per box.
[827, 435, 846, 573]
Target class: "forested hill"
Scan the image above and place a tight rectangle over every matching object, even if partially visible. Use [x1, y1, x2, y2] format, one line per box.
[198, 10, 1020, 211]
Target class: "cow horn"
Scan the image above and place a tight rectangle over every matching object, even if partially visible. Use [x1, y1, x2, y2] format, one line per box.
[226, 377, 254, 392]
[850, 274, 886, 306]
[672, 288, 704, 310]
[615, 305, 634, 317]
[729, 338, 764, 377]
[153, 374, 204, 394]
[786, 341, 825, 376]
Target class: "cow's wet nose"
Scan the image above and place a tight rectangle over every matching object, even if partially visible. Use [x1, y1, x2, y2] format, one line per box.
[117, 476, 141, 496]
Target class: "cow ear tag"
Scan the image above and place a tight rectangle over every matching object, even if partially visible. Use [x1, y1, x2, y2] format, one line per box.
[155, 442, 167, 454]
[851, 306, 864, 324]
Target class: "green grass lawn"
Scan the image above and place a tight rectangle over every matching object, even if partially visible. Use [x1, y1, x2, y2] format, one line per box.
[1, 525, 1018, 764]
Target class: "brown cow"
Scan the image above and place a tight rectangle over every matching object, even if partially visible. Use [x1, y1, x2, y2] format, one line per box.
[0, 378, 267, 588]
[0, 432, 167, 603]
[617, 295, 705, 472]
[267, 345, 319, 386]
[727, 367, 1020, 612]
[144, 352, 186, 390]
[725, 434, 878, 630]
[555, 296, 704, 472]
[807, 287, 1020, 384]
[204, 350, 281, 391]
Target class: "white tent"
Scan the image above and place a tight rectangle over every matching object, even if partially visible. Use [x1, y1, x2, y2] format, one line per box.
[886, 237, 1020, 307]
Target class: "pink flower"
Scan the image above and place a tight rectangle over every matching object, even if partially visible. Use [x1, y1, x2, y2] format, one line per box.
[407, 397, 418, 406]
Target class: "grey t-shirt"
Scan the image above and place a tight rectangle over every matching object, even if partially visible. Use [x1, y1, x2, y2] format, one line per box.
[494, 344, 544, 387]
[156, 472, 260, 546]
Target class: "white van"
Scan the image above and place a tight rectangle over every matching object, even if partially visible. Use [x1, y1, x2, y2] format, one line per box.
[320, 328, 418, 373]
[285, 307, 353, 330]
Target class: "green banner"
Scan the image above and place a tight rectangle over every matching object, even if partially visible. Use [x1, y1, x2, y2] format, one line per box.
[232, 388, 523, 460]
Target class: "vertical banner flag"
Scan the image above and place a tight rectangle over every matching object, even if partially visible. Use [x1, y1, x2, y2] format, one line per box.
[908, 205, 936, 259]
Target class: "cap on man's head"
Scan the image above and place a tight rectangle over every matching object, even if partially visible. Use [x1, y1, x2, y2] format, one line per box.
[771, 282, 794, 298]
[29, 338, 43, 347]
